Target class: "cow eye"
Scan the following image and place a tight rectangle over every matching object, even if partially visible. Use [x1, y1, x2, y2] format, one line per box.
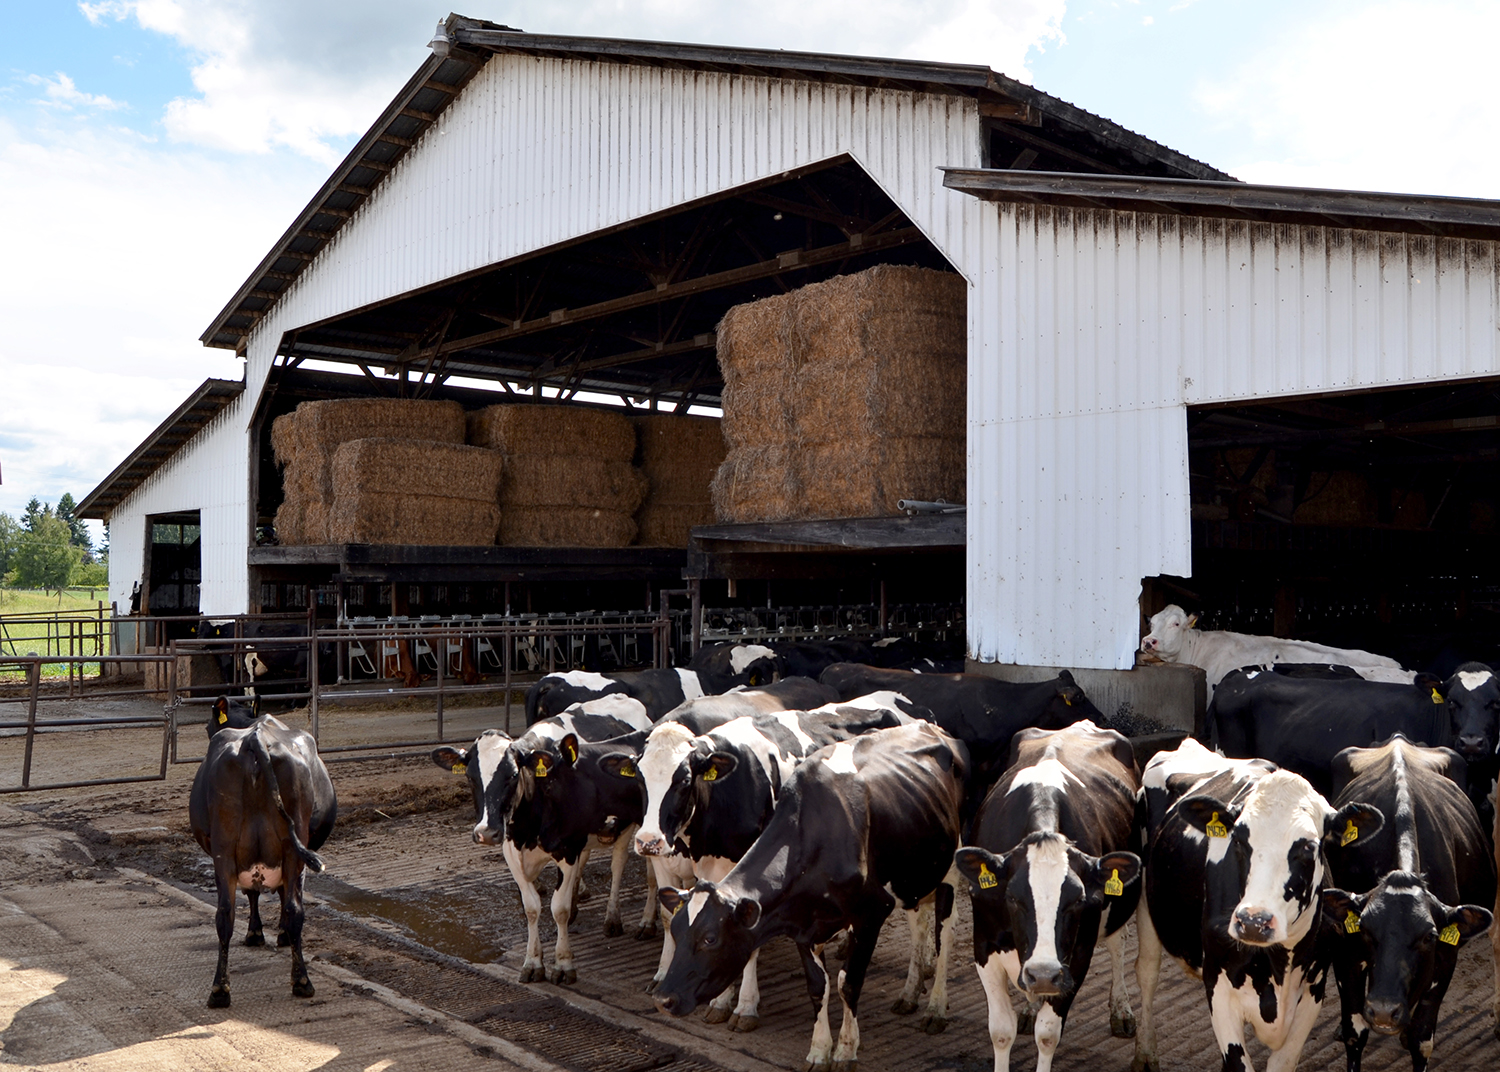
[701, 934, 717, 948]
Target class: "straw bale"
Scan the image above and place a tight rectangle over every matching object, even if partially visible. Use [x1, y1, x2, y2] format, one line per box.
[501, 456, 648, 512]
[710, 444, 802, 523]
[468, 403, 636, 459]
[715, 290, 798, 449]
[498, 507, 637, 547]
[797, 436, 964, 520]
[1293, 471, 1375, 526]
[302, 499, 332, 544]
[293, 397, 465, 450]
[274, 498, 307, 545]
[633, 414, 726, 504]
[330, 438, 504, 503]
[634, 504, 716, 547]
[326, 492, 500, 546]
[270, 411, 300, 468]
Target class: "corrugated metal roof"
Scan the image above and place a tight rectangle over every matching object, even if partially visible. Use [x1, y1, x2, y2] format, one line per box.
[202, 14, 1231, 354]
[76, 378, 243, 520]
[943, 169, 1500, 240]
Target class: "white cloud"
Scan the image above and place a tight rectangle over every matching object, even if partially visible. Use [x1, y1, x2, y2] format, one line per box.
[1195, 0, 1500, 197]
[23, 72, 126, 111]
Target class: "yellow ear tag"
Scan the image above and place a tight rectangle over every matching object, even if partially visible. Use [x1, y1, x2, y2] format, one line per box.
[702, 767, 717, 782]
[977, 862, 998, 890]
[1341, 820, 1359, 847]
[1439, 923, 1460, 946]
[218, 711, 228, 724]
[672, 900, 683, 916]
[1064, 697, 1073, 707]
[1431, 688, 1443, 704]
[564, 744, 577, 764]
[451, 763, 465, 775]
[1205, 812, 1228, 839]
[534, 759, 548, 777]
[1104, 869, 1124, 897]
[621, 764, 637, 778]
[1344, 911, 1360, 934]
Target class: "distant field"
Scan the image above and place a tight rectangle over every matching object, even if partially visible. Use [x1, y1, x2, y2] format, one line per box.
[0, 589, 110, 616]
[0, 592, 112, 677]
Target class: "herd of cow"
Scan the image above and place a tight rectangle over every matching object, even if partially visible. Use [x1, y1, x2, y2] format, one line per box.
[186, 614, 1500, 1072]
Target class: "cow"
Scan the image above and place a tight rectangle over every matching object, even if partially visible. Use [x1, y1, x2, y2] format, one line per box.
[818, 663, 1095, 791]
[1133, 746, 1382, 1072]
[526, 666, 727, 726]
[188, 712, 336, 1008]
[431, 699, 654, 983]
[1438, 662, 1500, 832]
[1140, 605, 1404, 694]
[1321, 737, 1495, 1072]
[654, 721, 969, 1071]
[606, 700, 911, 1029]
[205, 694, 258, 734]
[954, 721, 1142, 1072]
[773, 638, 876, 679]
[1209, 667, 1456, 798]
[688, 642, 784, 693]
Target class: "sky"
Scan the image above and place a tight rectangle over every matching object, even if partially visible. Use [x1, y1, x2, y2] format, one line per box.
[4, 0, 1500, 544]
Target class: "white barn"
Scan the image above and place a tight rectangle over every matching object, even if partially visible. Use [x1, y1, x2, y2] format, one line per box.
[82, 17, 1500, 684]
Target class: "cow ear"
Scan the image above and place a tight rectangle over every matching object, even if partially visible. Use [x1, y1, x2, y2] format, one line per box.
[733, 897, 762, 929]
[1185, 614, 1199, 629]
[558, 734, 579, 767]
[1415, 673, 1445, 701]
[954, 846, 1009, 896]
[432, 746, 468, 774]
[1325, 802, 1383, 847]
[1057, 683, 1084, 707]
[698, 752, 738, 783]
[599, 751, 639, 780]
[1091, 852, 1141, 898]
[529, 750, 557, 779]
[1321, 888, 1366, 934]
[1437, 903, 1493, 947]
[1178, 795, 1236, 838]
[658, 887, 685, 916]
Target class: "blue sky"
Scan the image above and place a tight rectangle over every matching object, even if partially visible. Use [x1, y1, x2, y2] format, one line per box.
[3, 1, 1497, 537]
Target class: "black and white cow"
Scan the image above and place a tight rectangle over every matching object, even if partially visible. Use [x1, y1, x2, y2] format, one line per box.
[654, 721, 969, 1070]
[1438, 662, 1500, 830]
[773, 638, 876, 679]
[1208, 668, 1452, 797]
[954, 721, 1142, 1072]
[1321, 737, 1495, 1072]
[189, 713, 336, 1007]
[688, 642, 784, 693]
[1134, 743, 1382, 1072]
[819, 664, 1095, 789]
[608, 699, 911, 1029]
[432, 699, 654, 983]
[525, 666, 744, 726]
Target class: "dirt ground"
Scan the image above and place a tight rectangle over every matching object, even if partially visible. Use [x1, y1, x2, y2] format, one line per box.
[2, 695, 1498, 1071]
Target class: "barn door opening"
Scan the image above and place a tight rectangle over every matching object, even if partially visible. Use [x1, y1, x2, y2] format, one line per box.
[144, 511, 201, 617]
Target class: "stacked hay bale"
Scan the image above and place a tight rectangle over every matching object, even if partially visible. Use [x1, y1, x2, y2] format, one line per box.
[469, 404, 648, 546]
[271, 398, 501, 545]
[712, 264, 965, 522]
[632, 414, 726, 546]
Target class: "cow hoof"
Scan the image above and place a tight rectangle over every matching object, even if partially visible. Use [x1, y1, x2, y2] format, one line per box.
[603, 918, 624, 938]
[207, 989, 230, 1009]
[277, 932, 292, 948]
[1129, 1055, 1160, 1072]
[890, 997, 918, 1015]
[729, 1013, 759, 1033]
[634, 921, 658, 940]
[1112, 1011, 1137, 1039]
[802, 1062, 831, 1072]
[243, 932, 266, 947]
[547, 966, 577, 985]
[920, 1014, 948, 1035]
[519, 964, 544, 984]
[831, 1060, 857, 1072]
[1018, 1008, 1035, 1035]
[704, 1005, 732, 1025]
[292, 980, 315, 999]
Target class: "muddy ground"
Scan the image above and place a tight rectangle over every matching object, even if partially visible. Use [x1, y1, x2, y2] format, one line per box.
[2, 693, 1498, 1070]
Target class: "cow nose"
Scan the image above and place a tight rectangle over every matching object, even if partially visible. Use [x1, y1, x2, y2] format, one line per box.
[1457, 735, 1487, 756]
[1364, 999, 1404, 1035]
[1020, 960, 1067, 997]
[472, 827, 496, 846]
[635, 833, 666, 856]
[654, 993, 681, 1016]
[1142, 638, 1156, 651]
[1232, 907, 1277, 943]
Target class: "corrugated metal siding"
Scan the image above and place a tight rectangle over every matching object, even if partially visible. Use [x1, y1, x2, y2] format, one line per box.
[107, 397, 249, 617]
[968, 204, 1500, 668]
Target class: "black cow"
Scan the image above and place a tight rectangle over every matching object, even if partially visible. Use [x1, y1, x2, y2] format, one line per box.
[189, 713, 336, 1007]
[688, 642, 784, 693]
[954, 721, 1142, 1072]
[819, 664, 1095, 789]
[654, 722, 969, 1069]
[1438, 662, 1500, 832]
[606, 700, 910, 1029]
[773, 638, 876, 679]
[1133, 741, 1382, 1072]
[1208, 668, 1452, 796]
[433, 702, 653, 983]
[1322, 737, 1495, 1071]
[205, 694, 259, 735]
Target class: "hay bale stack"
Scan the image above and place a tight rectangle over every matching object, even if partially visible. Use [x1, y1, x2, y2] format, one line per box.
[712, 264, 965, 523]
[324, 438, 503, 545]
[469, 403, 646, 546]
[633, 414, 726, 546]
[271, 398, 466, 544]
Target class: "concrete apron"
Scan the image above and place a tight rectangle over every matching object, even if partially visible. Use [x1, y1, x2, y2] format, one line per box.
[966, 660, 1208, 741]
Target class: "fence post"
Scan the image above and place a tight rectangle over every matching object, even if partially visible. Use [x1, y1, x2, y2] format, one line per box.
[21, 659, 41, 789]
[308, 628, 320, 744]
[434, 623, 445, 742]
[167, 642, 179, 764]
[503, 625, 513, 734]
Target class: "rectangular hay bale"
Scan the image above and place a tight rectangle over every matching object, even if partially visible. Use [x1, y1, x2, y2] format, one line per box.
[498, 507, 637, 547]
[330, 438, 504, 503]
[326, 492, 500, 546]
[468, 403, 637, 459]
[634, 503, 716, 547]
[501, 455, 648, 512]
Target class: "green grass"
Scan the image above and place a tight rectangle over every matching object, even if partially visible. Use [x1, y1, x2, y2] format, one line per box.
[0, 591, 112, 678]
[0, 588, 110, 615]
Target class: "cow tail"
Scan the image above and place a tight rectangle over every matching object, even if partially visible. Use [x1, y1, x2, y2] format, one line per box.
[246, 725, 326, 873]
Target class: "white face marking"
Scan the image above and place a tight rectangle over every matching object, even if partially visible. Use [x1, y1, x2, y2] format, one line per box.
[686, 890, 711, 924]
[823, 741, 859, 775]
[1023, 838, 1071, 976]
[474, 733, 513, 834]
[244, 652, 267, 677]
[773, 711, 817, 752]
[577, 693, 652, 730]
[1458, 669, 1493, 692]
[675, 667, 706, 702]
[636, 722, 698, 850]
[1006, 757, 1080, 794]
[1142, 605, 1189, 658]
[729, 645, 775, 674]
[1232, 771, 1328, 943]
[554, 669, 615, 690]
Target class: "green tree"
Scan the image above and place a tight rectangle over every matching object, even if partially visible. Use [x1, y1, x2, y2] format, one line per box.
[0, 512, 18, 578]
[11, 514, 82, 596]
[55, 493, 93, 558]
[21, 498, 47, 533]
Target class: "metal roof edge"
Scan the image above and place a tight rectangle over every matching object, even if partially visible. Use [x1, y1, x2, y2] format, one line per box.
[942, 168, 1500, 234]
[77, 378, 244, 520]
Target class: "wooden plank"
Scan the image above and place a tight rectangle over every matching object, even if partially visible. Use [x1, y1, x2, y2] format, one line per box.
[689, 513, 966, 550]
